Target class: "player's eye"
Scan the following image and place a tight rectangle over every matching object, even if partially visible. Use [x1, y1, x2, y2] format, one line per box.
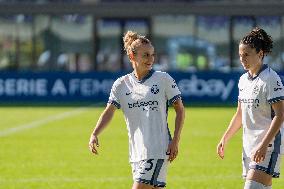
[239, 53, 249, 57]
[142, 53, 155, 59]
[143, 53, 149, 58]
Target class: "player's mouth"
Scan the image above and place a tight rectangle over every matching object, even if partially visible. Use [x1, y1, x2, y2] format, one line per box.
[241, 62, 249, 68]
[145, 63, 153, 67]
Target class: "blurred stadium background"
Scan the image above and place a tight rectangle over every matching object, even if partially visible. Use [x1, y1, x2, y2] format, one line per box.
[0, 0, 283, 104]
[0, 0, 284, 188]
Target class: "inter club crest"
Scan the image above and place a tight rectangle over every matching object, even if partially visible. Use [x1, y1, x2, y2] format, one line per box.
[253, 85, 260, 95]
[151, 85, 159, 94]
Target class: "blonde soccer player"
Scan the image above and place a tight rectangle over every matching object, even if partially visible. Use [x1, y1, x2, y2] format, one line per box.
[89, 30, 185, 189]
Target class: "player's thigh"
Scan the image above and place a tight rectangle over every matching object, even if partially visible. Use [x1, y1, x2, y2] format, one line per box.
[246, 169, 272, 186]
[132, 182, 154, 189]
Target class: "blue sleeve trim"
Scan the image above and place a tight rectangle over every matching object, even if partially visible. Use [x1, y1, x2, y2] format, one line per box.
[268, 96, 284, 104]
[108, 100, 121, 109]
[169, 94, 181, 105]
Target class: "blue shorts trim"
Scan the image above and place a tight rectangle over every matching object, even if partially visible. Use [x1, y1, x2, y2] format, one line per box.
[249, 164, 280, 178]
[249, 150, 280, 178]
[151, 159, 164, 186]
[135, 178, 166, 187]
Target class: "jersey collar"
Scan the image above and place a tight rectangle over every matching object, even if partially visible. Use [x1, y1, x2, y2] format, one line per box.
[131, 69, 155, 84]
[247, 64, 268, 81]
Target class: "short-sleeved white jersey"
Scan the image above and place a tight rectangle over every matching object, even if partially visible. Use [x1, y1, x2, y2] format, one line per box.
[238, 64, 284, 157]
[108, 70, 181, 162]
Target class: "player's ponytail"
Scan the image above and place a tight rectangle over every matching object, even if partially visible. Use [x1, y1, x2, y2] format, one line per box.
[240, 27, 273, 56]
[123, 31, 151, 56]
[123, 31, 139, 55]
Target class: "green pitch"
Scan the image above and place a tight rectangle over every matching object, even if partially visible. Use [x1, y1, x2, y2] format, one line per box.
[0, 106, 283, 189]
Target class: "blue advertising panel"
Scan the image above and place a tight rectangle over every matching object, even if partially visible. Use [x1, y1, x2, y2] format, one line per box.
[0, 72, 123, 102]
[0, 71, 283, 104]
[172, 71, 241, 104]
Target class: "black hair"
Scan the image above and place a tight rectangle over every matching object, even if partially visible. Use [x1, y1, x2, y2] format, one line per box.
[240, 27, 273, 56]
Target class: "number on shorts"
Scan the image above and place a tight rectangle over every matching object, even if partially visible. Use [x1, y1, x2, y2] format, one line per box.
[145, 159, 154, 171]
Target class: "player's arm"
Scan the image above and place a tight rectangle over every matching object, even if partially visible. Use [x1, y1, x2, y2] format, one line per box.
[217, 101, 242, 159]
[252, 100, 284, 163]
[167, 98, 185, 162]
[89, 103, 117, 155]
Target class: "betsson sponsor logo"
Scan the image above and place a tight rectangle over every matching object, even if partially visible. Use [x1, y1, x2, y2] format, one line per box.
[128, 100, 158, 109]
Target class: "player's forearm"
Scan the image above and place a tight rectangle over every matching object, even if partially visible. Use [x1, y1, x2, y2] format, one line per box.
[222, 112, 242, 142]
[172, 104, 185, 143]
[260, 115, 284, 147]
[92, 107, 115, 136]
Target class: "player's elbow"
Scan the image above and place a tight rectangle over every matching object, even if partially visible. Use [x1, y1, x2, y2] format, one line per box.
[277, 111, 284, 123]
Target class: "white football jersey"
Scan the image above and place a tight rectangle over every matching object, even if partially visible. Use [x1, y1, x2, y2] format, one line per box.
[238, 64, 284, 157]
[108, 70, 181, 162]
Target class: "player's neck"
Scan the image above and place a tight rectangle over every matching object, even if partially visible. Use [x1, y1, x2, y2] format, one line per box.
[133, 69, 150, 81]
[248, 63, 263, 78]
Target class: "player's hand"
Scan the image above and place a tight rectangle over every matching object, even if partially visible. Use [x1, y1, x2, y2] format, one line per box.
[167, 139, 179, 163]
[89, 134, 99, 155]
[251, 144, 267, 163]
[217, 139, 226, 159]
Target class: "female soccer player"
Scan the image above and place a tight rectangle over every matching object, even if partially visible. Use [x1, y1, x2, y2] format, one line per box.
[217, 27, 284, 189]
[89, 31, 185, 189]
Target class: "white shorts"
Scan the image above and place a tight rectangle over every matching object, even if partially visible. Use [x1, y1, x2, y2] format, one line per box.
[242, 151, 282, 178]
[131, 159, 168, 187]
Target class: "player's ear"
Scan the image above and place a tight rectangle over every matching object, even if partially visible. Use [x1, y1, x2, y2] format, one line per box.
[129, 52, 135, 61]
[258, 50, 264, 59]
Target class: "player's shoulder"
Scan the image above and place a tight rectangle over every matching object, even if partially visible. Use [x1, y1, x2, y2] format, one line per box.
[261, 66, 280, 81]
[153, 70, 173, 80]
[239, 72, 248, 82]
[266, 67, 280, 78]
[113, 74, 128, 87]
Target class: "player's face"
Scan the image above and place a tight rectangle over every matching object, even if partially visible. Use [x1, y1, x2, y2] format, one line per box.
[239, 43, 263, 73]
[133, 44, 155, 71]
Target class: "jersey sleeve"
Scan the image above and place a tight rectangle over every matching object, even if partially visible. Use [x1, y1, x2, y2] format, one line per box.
[164, 73, 182, 105]
[237, 75, 244, 100]
[108, 78, 122, 109]
[237, 77, 241, 100]
[267, 71, 284, 104]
